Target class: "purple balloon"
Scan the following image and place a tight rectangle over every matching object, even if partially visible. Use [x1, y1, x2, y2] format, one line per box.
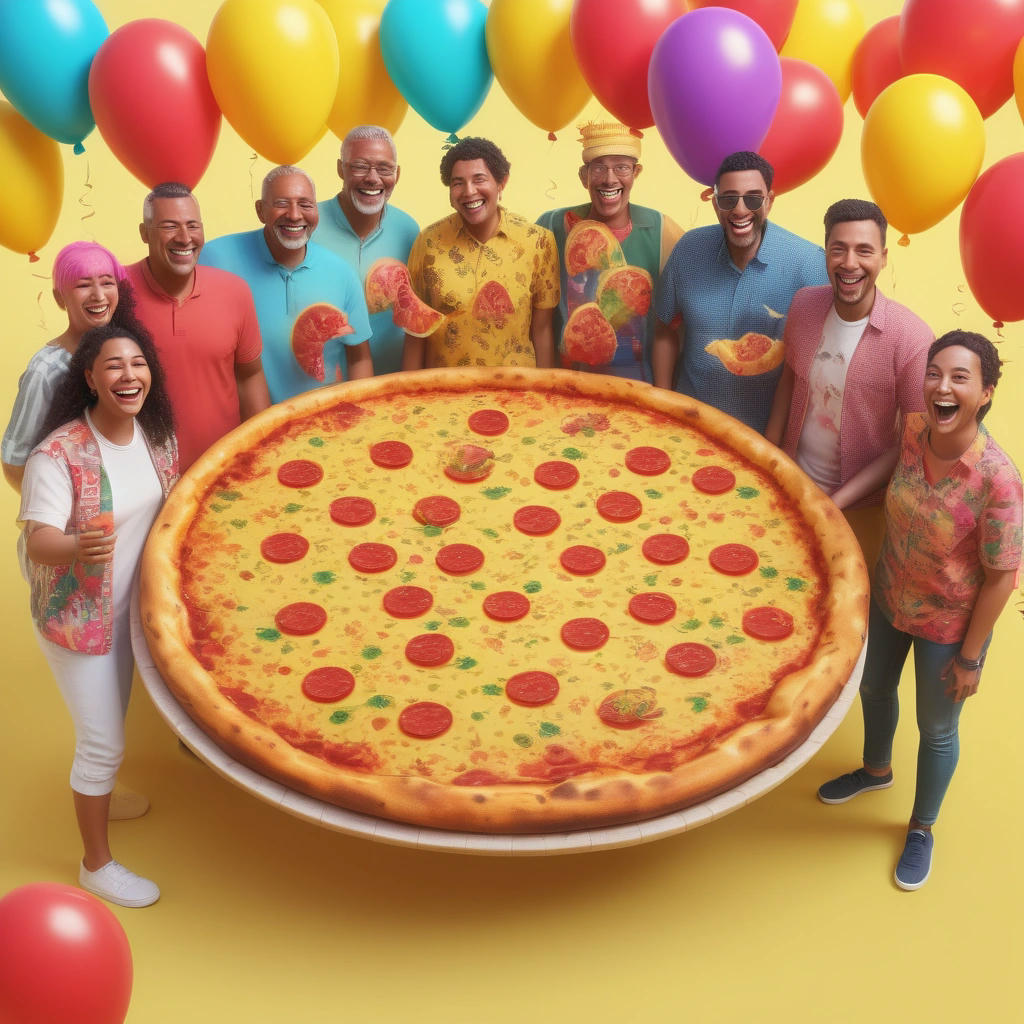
[649, 9, 782, 186]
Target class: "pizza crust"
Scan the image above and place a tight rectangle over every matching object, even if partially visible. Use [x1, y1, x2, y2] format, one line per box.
[141, 368, 868, 833]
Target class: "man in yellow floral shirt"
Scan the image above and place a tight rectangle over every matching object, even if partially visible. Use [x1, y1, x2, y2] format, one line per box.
[402, 137, 560, 370]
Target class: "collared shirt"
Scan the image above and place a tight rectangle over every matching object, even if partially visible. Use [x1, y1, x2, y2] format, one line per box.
[874, 413, 1022, 643]
[2, 343, 72, 466]
[127, 259, 262, 470]
[200, 231, 371, 403]
[536, 203, 683, 382]
[315, 197, 419, 375]
[656, 222, 827, 432]
[407, 209, 560, 368]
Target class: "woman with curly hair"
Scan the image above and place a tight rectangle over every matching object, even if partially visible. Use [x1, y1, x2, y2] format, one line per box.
[19, 322, 177, 907]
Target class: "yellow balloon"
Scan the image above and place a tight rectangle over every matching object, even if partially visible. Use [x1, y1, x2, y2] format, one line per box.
[862, 74, 985, 237]
[207, 0, 339, 164]
[0, 101, 63, 258]
[1014, 35, 1024, 128]
[318, 0, 407, 139]
[780, 0, 864, 103]
[486, 0, 591, 137]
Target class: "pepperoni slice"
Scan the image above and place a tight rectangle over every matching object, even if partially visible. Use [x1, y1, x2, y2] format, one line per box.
[369, 440, 413, 468]
[301, 666, 355, 703]
[666, 642, 717, 677]
[482, 591, 531, 622]
[412, 495, 461, 527]
[398, 701, 453, 738]
[435, 543, 484, 575]
[560, 545, 606, 576]
[709, 543, 759, 576]
[382, 586, 434, 619]
[405, 634, 455, 667]
[260, 532, 309, 564]
[505, 671, 559, 707]
[642, 533, 690, 565]
[534, 460, 580, 490]
[561, 617, 610, 650]
[329, 496, 376, 526]
[277, 459, 323, 488]
[692, 465, 736, 495]
[743, 606, 795, 641]
[348, 542, 398, 573]
[512, 505, 561, 536]
[625, 446, 671, 476]
[468, 409, 510, 436]
[275, 602, 327, 636]
[596, 491, 642, 523]
[628, 592, 677, 624]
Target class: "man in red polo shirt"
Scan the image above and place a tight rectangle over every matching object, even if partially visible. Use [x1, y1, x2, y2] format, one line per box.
[127, 182, 270, 470]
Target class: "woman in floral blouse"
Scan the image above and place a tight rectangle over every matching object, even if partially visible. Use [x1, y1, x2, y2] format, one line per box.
[20, 323, 177, 908]
[818, 330, 1021, 890]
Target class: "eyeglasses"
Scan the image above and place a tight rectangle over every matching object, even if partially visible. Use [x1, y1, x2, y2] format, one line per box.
[586, 162, 636, 180]
[346, 161, 397, 178]
[714, 190, 767, 211]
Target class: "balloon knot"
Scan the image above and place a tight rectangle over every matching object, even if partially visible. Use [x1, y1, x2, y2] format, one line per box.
[548, 131, 557, 141]
[629, 128, 644, 139]
[28, 251, 40, 263]
[73, 142, 85, 155]
[898, 234, 910, 247]
[993, 320, 1005, 331]
[445, 132, 460, 145]
[700, 186, 714, 203]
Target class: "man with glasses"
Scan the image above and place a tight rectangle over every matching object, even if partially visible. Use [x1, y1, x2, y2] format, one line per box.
[654, 151, 826, 432]
[316, 125, 419, 375]
[537, 121, 683, 381]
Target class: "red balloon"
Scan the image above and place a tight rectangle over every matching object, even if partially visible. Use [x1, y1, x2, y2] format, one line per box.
[687, 0, 797, 51]
[0, 883, 132, 1024]
[88, 19, 221, 188]
[758, 58, 843, 195]
[570, 0, 687, 129]
[851, 16, 903, 118]
[901, 0, 1024, 118]
[959, 153, 1024, 326]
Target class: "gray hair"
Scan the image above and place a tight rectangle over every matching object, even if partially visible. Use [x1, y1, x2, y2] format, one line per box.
[142, 182, 195, 223]
[261, 165, 316, 204]
[340, 125, 397, 164]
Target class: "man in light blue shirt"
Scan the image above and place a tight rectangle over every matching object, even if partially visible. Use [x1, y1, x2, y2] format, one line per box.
[315, 126, 419, 375]
[201, 165, 373, 403]
[655, 151, 826, 433]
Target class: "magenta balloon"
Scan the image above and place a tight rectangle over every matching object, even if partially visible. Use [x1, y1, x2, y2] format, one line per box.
[648, 8, 782, 185]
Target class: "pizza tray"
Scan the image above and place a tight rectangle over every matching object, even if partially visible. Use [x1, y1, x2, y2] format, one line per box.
[132, 594, 865, 857]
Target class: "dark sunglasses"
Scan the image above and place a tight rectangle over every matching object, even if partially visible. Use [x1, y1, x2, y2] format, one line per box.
[714, 190, 767, 211]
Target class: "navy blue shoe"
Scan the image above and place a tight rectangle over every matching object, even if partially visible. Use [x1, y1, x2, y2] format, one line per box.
[894, 829, 934, 891]
[818, 767, 893, 804]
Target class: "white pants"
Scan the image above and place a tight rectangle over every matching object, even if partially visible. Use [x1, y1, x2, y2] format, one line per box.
[35, 624, 134, 796]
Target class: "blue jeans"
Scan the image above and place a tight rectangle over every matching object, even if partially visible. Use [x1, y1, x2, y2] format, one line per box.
[860, 599, 988, 827]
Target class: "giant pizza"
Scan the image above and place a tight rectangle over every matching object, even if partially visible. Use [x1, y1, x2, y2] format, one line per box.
[140, 369, 868, 834]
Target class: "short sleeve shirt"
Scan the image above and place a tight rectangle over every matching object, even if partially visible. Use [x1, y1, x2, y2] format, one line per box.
[874, 414, 1023, 642]
[656, 222, 827, 432]
[200, 231, 372, 403]
[407, 209, 560, 368]
[315, 199, 419, 375]
[2, 343, 72, 466]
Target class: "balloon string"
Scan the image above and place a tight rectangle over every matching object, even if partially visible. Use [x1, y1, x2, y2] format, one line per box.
[77, 159, 95, 226]
[249, 152, 259, 204]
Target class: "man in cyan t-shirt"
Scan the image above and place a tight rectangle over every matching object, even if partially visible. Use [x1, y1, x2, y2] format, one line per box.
[201, 165, 373, 404]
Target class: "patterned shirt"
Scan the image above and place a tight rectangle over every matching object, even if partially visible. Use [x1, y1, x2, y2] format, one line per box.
[874, 413, 1023, 643]
[407, 209, 560, 368]
[2, 342, 72, 466]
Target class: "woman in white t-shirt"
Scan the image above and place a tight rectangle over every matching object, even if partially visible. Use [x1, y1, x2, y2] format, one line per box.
[20, 323, 178, 908]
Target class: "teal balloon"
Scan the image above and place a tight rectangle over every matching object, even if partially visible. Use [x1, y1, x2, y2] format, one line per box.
[380, 0, 492, 134]
[0, 0, 108, 151]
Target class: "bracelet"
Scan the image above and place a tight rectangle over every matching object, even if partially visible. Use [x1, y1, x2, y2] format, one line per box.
[954, 651, 984, 671]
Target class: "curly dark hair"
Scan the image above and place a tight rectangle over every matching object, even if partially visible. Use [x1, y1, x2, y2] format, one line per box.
[439, 137, 510, 186]
[824, 198, 887, 247]
[928, 330, 1002, 421]
[715, 151, 774, 191]
[37, 322, 176, 446]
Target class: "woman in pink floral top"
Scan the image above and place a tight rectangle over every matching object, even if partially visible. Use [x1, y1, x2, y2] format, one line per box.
[20, 323, 177, 908]
[818, 331, 1022, 890]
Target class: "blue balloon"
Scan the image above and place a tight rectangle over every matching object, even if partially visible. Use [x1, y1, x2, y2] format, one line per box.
[0, 0, 108, 151]
[380, 0, 492, 136]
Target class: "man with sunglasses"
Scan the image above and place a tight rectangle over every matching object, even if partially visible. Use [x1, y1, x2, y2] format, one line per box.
[315, 125, 420, 375]
[654, 151, 826, 432]
[537, 121, 683, 381]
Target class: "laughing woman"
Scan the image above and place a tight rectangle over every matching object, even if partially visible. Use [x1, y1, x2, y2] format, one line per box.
[818, 330, 1022, 890]
[20, 323, 177, 907]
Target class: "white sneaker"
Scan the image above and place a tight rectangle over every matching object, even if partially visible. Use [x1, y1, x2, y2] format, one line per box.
[79, 859, 160, 908]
